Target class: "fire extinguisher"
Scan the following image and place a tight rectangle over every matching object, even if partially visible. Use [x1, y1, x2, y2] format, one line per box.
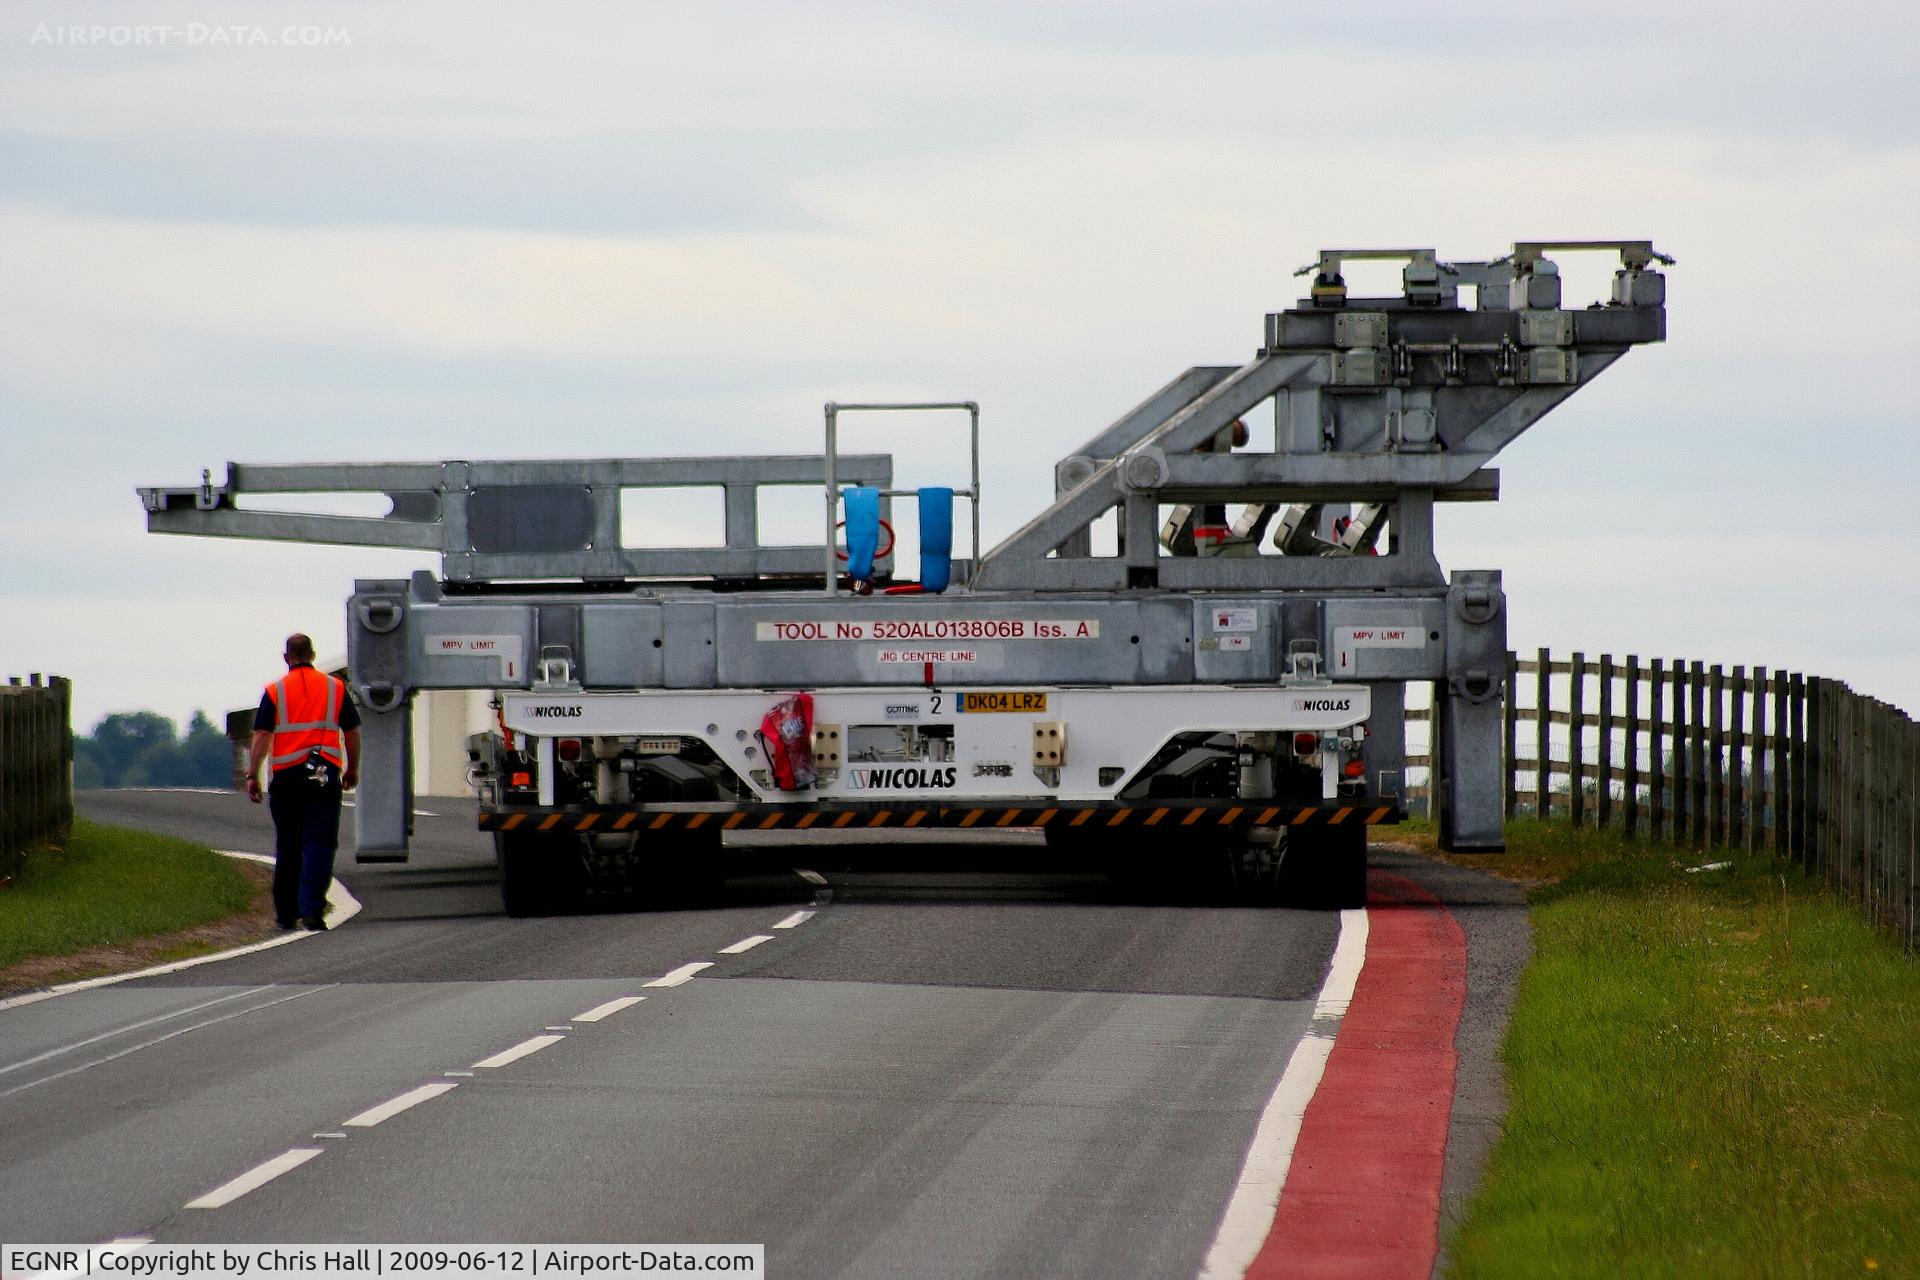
[756, 692, 817, 791]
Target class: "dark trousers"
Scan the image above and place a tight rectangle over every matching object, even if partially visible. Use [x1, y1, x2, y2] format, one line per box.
[268, 767, 342, 923]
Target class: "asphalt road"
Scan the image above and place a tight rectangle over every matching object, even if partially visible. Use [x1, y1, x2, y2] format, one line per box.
[0, 790, 1516, 1279]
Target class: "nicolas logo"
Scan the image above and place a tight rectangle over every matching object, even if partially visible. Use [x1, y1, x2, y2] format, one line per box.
[847, 766, 957, 790]
[527, 705, 584, 718]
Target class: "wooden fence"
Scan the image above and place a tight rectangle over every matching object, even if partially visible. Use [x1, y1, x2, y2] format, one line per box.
[0, 674, 74, 884]
[1407, 651, 1918, 952]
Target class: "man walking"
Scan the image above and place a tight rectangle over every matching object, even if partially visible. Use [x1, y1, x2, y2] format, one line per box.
[245, 634, 360, 930]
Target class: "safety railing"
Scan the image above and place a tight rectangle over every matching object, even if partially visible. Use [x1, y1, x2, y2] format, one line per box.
[0, 674, 73, 885]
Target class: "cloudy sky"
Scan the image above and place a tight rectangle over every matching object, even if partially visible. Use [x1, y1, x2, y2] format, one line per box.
[2, 0, 1915, 733]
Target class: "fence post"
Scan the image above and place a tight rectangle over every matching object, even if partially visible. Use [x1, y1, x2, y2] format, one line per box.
[1843, 686, 1859, 905]
[1874, 701, 1886, 926]
[1624, 655, 1641, 839]
[1854, 691, 1868, 911]
[1650, 658, 1666, 842]
[1750, 666, 1768, 854]
[1687, 661, 1707, 849]
[57, 676, 73, 833]
[1, 691, 12, 879]
[1728, 666, 1745, 850]
[1671, 659, 1689, 845]
[1709, 664, 1726, 848]
[1536, 647, 1552, 821]
[1794, 673, 1811, 869]
[1570, 651, 1586, 827]
[1598, 655, 1615, 831]
[1896, 717, 1912, 955]
[1778, 674, 1794, 861]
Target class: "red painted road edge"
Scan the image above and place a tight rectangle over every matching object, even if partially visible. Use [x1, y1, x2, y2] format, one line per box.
[1248, 870, 1470, 1280]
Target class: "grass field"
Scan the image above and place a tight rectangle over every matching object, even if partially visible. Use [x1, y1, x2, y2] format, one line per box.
[1412, 820, 1920, 1278]
[0, 818, 257, 973]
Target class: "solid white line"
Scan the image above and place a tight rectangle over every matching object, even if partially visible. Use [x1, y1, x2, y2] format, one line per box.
[719, 934, 774, 954]
[572, 996, 644, 1023]
[794, 868, 828, 886]
[1196, 905, 1370, 1280]
[0, 854, 362, 1015]
[644, 962, 713, 988]
[342, 1081, 458, 1128]
[771, 910, 815, 930]
[0, 986, 330, 1101]
[185, 1146, 323, 1210]
[471, 1034, 566, 1069]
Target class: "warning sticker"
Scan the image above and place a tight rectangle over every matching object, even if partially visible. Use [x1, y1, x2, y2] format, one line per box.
[1331, 624, 1426, 673]
[757, 619, 1098, 642]
[956, 691, 1048, 714]
[422, 633, 524, 680]
[876, 648, 981, 665]
[1212, 607, 1257, 633]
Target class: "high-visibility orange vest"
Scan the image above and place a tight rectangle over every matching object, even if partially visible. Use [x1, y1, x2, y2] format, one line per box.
[266, 666, 347, 773]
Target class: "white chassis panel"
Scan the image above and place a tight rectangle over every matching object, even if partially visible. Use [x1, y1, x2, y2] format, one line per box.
[499, 685, 1369, 803]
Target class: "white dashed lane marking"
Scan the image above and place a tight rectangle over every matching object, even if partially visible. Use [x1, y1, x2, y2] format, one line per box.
[342, 1082, 459, 1128]
[644, 962, 713, 988]
[573, 996, 645, 1022]
[472, 1034, 566, 1070]
[185, 1147, 323, 1210]
[153, 922, 819, 1224]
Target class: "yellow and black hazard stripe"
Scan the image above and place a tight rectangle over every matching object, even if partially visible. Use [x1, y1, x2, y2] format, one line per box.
[479, 801, 1401, 833]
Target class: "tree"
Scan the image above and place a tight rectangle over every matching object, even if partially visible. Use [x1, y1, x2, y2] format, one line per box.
[182, 711, 233, 783]
[73, 709, 237, 789]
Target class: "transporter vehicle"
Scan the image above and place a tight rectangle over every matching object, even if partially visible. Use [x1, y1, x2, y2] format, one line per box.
[141, 239, 1669, 913]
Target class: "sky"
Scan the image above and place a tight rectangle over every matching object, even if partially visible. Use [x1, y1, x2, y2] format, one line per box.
[2, 0, 1916, 734]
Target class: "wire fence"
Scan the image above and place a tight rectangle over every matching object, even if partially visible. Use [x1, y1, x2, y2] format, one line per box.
[1406, 651, 1918, 952]
[1, 674, 73, 885]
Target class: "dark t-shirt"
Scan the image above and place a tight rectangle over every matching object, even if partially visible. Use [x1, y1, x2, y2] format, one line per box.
[253, 666, 362, 733]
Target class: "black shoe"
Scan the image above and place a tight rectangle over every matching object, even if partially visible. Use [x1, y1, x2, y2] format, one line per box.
[299, 916, 328, 931]
[277, 918, 299, 931]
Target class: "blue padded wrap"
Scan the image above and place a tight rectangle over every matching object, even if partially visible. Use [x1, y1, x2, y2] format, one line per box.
[843, 486, 881, 581]
[918, 486, 953, 593]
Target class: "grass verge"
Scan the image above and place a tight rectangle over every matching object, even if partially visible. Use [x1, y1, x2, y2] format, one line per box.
[0, 817, 262, 986]
[1405, 819, 1919, 1278]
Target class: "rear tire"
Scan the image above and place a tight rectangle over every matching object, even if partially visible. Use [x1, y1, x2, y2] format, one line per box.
[1223, 828, 1287, 904]
[1279, 825, 1368, 909]
[496, 829, 587, 917]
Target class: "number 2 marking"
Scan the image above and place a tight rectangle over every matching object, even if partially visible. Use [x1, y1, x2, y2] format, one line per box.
[931, 694, 943, 714]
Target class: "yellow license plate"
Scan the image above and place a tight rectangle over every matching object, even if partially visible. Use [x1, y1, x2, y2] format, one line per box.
[956, 691, 1048, 714]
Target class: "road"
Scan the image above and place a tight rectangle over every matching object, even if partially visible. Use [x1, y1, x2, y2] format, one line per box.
[0, 790, 1523, 1279]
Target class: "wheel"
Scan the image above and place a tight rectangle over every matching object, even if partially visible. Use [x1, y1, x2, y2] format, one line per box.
[1062, 825, 1232, 902]
[1278, 824, 1368, 910]
[1224, 827, 1287, 904]
[495, 829, 587, 917]
[590, 829, 725, 910]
